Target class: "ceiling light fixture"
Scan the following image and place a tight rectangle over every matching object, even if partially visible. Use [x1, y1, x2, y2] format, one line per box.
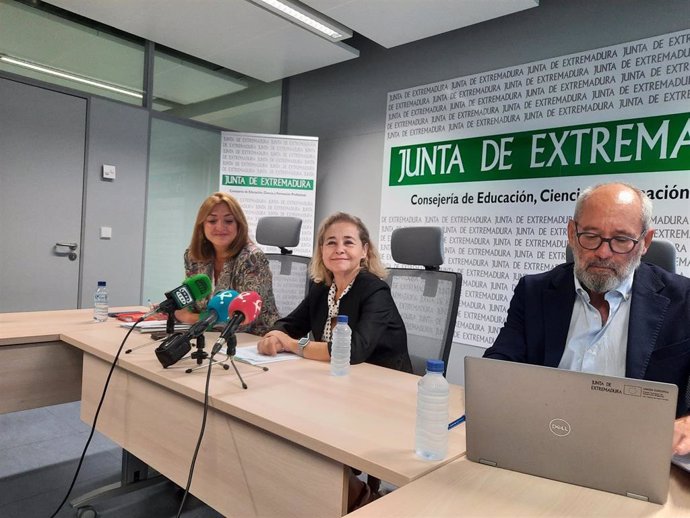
[248, 0, 352, 41]
[0, 55, 143, 99]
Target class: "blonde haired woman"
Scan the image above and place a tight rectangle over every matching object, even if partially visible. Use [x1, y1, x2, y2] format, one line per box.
[258, 212, 411, 372]
[258, 212, 411, 510]
[175, 192, 279, 336]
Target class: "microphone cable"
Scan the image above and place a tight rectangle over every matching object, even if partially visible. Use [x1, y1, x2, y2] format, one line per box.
[175, 343, 218, 518]
[49, 317, 143, 518]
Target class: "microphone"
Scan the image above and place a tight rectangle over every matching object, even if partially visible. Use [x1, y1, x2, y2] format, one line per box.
[212, 291, 263, 356]
[186, 289, 239, 340]
[207, 289, 239, 323]
[144, 274, 212, 318]
[154, 290, 237, 368]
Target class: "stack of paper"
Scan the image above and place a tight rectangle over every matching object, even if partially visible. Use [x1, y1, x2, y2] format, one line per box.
[119, 321, 192, 333]
[232, 345, 301, 365]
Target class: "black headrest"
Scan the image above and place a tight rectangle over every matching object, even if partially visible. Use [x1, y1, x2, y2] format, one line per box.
[256, 217, 302, 249]
[391, 226, 444, 268]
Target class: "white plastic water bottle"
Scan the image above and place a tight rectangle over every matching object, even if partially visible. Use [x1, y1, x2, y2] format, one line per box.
[93, 281, 109, 322]
[330, 315, 351, 376]
[415, 359, 449, 460]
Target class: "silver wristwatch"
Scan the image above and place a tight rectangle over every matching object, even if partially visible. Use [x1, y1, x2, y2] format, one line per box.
[298, 336, 310, 355]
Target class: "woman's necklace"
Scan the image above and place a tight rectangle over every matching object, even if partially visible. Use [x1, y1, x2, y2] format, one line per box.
[323, 277, 356, 342]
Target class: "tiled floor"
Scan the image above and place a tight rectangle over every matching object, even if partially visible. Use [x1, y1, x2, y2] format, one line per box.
[0, 402, 223, 518]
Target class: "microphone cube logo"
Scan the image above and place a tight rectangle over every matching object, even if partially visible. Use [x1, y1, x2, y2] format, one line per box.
[218, 290, 238, 303]
[172, 286, 194, 307]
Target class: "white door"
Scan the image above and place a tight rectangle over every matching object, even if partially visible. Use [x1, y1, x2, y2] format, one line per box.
[0, 77, 86, 311]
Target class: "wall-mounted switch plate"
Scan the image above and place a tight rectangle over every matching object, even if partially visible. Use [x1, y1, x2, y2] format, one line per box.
[102, 165, 116, 180]
[100, 226, 112, 239]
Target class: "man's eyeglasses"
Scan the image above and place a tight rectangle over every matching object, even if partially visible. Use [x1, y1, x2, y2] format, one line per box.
[574, 222, 644, 254]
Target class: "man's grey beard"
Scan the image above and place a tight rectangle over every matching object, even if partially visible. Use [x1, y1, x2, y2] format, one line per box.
[574, 252, 642, 293]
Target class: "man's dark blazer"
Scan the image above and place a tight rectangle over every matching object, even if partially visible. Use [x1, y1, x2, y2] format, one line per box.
[484, 262, 690, 417]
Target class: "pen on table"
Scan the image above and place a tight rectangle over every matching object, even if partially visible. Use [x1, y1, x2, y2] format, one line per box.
[448, 415, 466, 430]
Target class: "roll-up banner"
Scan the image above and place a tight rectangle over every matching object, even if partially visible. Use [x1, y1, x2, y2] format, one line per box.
[219, 132, 318, 257]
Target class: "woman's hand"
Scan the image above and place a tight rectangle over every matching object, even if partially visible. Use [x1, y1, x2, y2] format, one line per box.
[673, 416, 690, 455]
[174, 308, 199, 324]
[257, 331, 295, 356]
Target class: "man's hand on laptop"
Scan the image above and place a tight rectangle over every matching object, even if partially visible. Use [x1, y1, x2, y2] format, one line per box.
[673, 416, 690, 455]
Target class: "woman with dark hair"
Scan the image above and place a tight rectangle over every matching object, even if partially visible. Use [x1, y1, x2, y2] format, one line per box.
[175, 191, 279, 336]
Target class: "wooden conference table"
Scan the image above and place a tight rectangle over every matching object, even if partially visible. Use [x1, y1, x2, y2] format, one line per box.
[349, 456, 690, 517]
[4, 309, 690, 516]
[0, 308, 466, 517]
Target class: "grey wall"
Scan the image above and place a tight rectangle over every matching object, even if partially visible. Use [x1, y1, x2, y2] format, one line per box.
[283, 0, 690, 383]
[79, 97, 150, 307]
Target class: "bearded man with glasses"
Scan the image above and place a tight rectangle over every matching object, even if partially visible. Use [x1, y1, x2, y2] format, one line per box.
[485, 182, 690, 455]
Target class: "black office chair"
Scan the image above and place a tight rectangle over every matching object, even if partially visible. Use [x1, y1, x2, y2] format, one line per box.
[385, 226, 462, 376]
[256, 216, 311, 317]
[565, 239, 677, 273]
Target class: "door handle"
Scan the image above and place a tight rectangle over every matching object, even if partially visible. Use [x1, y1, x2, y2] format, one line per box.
[55, 242, 78, 251]
[55, 242, 79, 261]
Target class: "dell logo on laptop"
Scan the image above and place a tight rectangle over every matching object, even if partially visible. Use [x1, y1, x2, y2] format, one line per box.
[549, 418, 571, 437]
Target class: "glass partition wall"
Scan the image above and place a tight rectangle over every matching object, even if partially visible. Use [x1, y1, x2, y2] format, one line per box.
[143, 119, 222, 303]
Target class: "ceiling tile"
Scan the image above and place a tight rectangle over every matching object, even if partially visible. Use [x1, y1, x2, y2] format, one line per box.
[44, 0, 538, 80]
[305, 0, 539, 48]
[45, 0, 359, 82]
[154, 55, 247, 105]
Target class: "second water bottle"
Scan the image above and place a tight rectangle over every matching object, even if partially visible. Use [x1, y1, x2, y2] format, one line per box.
[415, 359, 449, 460]
[330, 315, 351, 376]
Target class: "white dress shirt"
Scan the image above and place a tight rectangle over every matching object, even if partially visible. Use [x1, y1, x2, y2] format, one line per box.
[558, 270, 634, 377]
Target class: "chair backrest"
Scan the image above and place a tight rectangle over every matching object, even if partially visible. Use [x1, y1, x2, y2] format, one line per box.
[565, 239, 677, 273]
[256, 216, 302, 253]
[256, 216, 311, 316]
[386, 226, 462, 376]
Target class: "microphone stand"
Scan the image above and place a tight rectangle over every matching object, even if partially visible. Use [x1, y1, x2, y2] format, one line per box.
[166, 311, 176, 335]
[221, 332, 270, 386]
[185, 332, 267, 390]
[223, 334, 249, 390]
[223, 335, 268, 374]
[189, 334, 209, 364]
[185, 334, 231, 374]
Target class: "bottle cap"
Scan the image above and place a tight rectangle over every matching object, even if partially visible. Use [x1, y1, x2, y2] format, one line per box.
[337, 315, 348, 323]
[98, 281, 107, 287]
[426, 359, 444, 373]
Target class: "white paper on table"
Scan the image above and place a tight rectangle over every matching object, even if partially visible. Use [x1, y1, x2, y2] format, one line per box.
[231, 345, 302, 365]
[120, 321, 191, 333]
